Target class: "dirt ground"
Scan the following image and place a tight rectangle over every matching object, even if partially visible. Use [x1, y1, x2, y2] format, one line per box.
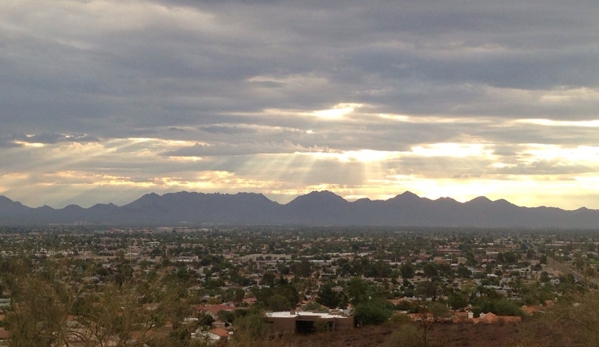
[281, 321, 522, 347]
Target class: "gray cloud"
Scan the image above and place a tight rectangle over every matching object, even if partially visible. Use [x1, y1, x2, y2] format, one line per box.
[199, 126, 258, 135]
[11, 133, 100, 144]
[163, 141, 316, 157]
[1, 0, 599, 208]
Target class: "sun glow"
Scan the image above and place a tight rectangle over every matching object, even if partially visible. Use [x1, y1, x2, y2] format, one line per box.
[13, 141, 45, 148]
[311, 103, 362, 119]
[4, 129, 599, 210]
[521, 144, 599, 164]
[410, 143, 493, 158]
[301, 149, 401, 163]
[338, 150, 399, 163]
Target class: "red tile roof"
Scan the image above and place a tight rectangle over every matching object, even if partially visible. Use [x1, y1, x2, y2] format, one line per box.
[209, 327, 230, 338]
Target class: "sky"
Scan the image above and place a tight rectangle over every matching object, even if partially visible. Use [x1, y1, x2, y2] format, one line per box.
[2, 0, 599, 210]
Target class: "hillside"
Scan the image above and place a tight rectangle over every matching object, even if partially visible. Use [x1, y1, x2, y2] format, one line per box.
[239, 321, 523, 347]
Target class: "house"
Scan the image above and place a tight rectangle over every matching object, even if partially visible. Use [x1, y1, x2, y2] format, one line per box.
[206, 327, 230, 342]
[451, 311, 470, 323]
[194, 327, 230, 344]
[265, 310, 353, 335]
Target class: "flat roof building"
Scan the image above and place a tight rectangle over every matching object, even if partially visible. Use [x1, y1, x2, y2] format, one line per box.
[265, 310, 353, 335]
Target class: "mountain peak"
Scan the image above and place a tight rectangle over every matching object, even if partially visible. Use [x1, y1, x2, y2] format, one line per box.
[468, 196, 492, 204]
[124, 192, 162, 208]
[63, 204, 84, 210]
[287, 191, 347, 206]
[435, 196, 458, 204]
[0, 196, 23, 209]
[308, 190, 337, 195]
[388, 191, 421, 204]
[303, 190, 345, 199]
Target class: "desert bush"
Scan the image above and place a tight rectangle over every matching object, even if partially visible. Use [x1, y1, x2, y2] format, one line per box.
[513, 291, 599, 346]
[383, 323, 430, 347]
[389, 313, 412, 324]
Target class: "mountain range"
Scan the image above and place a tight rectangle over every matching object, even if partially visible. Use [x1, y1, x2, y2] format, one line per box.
[0, 191, 597, 228]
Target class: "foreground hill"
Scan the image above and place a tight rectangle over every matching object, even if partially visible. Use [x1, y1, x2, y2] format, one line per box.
[285, 321, 522, 347]
[0, 191, 598, 228]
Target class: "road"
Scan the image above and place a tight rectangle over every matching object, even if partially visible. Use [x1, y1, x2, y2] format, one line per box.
[546, 257, 599, 287]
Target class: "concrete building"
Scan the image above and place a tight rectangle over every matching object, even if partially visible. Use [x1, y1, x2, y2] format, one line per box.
[265, 310, 353, 335]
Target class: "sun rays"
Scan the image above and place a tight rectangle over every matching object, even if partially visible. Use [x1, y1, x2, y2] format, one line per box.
[3, 127, 599, 210]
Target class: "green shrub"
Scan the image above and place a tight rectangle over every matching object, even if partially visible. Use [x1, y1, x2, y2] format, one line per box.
[353, 298, 393, 326]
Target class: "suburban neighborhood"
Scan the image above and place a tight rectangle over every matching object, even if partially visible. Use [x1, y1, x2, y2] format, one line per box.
[0, 226, 597, 346]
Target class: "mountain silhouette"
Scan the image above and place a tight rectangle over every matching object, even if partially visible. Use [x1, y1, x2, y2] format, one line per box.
[0, 191, 598, 228]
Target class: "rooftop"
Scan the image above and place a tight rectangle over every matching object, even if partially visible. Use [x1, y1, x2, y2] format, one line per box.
[266, 311, 348, 319]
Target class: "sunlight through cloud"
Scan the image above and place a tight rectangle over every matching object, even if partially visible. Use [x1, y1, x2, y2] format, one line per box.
[311, 103, 362, 119]
[410, 143, 493, 158]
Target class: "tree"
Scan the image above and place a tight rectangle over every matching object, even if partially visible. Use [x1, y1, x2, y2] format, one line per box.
[233, 312, 268, 341]
[416, 280, 440, 300]
[261, 272, 276, 287]
[503, 252, 517, 264]
[5, 275, 72, 347]
[437, 263, 452, 277]
[366, 261, 392, 278]
[423, 263, 438, 278]
[353, 298, 393, 326]
[347, 277, 371, 305]
[197, 312, 215, 327]
[401, 262, 415, 279]
[291, 259, 312, 278]
[316, 283, 342, 309]
[448, 292, 468, 310]
[303, 301, 327, 312]
[456, 264, 472, 279]
[267, 295, 290, 311]
[427, 302, 451, 321]
[253, 282, 299, 311]
[217, 310, 235, 323]
[478, 298, 525, 318]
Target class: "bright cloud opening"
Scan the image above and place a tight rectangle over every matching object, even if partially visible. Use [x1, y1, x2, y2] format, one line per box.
[311, 103, 362, 119]
[410, 143, 493, 158]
